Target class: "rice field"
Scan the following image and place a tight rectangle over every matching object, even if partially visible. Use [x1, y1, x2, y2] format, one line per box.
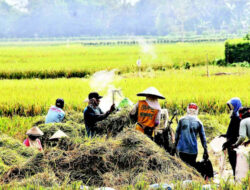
[0, 66, 248, 118]
[0, 42, 224, 79]
[0, 41, 249, 189]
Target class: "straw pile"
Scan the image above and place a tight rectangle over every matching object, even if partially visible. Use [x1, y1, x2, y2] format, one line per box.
[2, 129, 201, 187]
[0, 134, 37, 177]
[93, 108, 133, 136]
[1, 110, 203, 188]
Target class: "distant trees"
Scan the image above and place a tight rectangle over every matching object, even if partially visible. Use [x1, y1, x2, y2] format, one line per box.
[0, 0, 249, 38]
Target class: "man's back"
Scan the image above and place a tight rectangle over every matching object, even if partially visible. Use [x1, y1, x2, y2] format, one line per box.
[45, 105, 65, 124]
[175, 115, 206, 154]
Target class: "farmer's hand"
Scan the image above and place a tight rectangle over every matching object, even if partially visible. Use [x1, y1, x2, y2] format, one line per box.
[222, 141, 230, 150]
[243, 140, 250, 147]
[203, 149, 209, 160]
[109, 104, 116, 113]
[230, 144, 237, 149]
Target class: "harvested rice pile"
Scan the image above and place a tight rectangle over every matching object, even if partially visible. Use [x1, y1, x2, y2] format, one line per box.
[2, 129, 201, 188]
[93, 108, 133, 136]
[1, 110, 204, 188]
[33, 109, 132, 147]
[0, 134, 37, 177]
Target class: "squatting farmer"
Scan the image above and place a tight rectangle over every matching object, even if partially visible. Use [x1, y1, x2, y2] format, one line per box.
[130, 87, 165, 139]
[45, 98, 65, 124]
[23, 126, 44, 151]
[84, 92, 115, 137]
[175, 103, 209, 169]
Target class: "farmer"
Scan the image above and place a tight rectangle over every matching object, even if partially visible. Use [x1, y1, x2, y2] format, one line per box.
[220, 97, 242, 177]
[175, 103, 208, 169]
[84, 92, 115, 137]
[23, 127, 44, 151]
[232, 107, 250, 148]
[45, 98, 65, 124]
[130, 87, 164, 139]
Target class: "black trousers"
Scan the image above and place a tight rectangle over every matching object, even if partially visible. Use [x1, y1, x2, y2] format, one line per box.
[179, 152, 197, 169]
[228, 148, 237, 176]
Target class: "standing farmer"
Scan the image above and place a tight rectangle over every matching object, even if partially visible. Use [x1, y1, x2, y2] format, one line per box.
[84, 92, 115, 137]
[130, 87, 165, 139]
[175, 103, 208, 168]
[221, 97, 242, 177]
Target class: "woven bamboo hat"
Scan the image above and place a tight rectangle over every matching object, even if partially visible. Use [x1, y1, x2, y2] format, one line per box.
[26, 127, 44, 136]
[137, 87, 165, 99]
[49, 130, 68, 140]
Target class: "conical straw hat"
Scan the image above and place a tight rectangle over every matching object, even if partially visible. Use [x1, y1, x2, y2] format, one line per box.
[49, 130, 68, 140]
[137, 87, 165, 99]
[26, 127, 44, 136]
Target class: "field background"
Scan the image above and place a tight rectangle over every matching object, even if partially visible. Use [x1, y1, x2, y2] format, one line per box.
[0, 41, 249, 140]
[0, 40, 249, 189]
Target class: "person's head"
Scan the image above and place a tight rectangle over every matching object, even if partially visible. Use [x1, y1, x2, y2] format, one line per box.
[88, 92, 103, 106]
[187, 103, 199, 116]
[239, 107, 250, 119]
[146, 95, 159, 101]
[26, 127, 43, 140]
[227, 97, 242, 117]
[56, 98, 64, 109]
[28, 134, 39, 141]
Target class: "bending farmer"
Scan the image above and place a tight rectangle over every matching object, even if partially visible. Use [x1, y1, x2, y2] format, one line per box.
[45, 98, 65, 124]
[84, 92, 115, 137]
[175, 103, 208, 168]
[130, 87, 165, 139]
[232, 107, 250, 148]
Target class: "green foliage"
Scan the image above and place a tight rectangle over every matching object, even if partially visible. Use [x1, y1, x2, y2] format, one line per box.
[199, 114, 227, 142]
[225, 39, 250, 64]
[243, 34, 250, 40]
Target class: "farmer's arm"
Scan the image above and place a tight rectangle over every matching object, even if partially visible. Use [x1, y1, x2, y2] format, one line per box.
[155, 109, 161, 127]
[199, 122, 207, 150]
[85, 107, 111, 122]
[233, 120, 247, 147]
[175, 120, 182, 147]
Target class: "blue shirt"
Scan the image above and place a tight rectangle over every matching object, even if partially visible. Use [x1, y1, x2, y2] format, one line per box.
[175, 115, 207, 154]
[45, 106, 65, 124]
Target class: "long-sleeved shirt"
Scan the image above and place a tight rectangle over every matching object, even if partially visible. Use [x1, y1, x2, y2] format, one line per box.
[175, 115, 207, 154]
[234, 117, 250, 146]
[45, 105, 65, 124]
[225, 115, 241, 145]
[83, 105, 110, 136]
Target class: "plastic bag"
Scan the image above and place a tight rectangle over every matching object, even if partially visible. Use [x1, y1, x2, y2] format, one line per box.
[210, 136, 227, 153]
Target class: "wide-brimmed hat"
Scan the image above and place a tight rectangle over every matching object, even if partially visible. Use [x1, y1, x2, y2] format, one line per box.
[26, 127, 44, 136]
[49, 130, 68, 140]
[137, 87, 165, 99]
